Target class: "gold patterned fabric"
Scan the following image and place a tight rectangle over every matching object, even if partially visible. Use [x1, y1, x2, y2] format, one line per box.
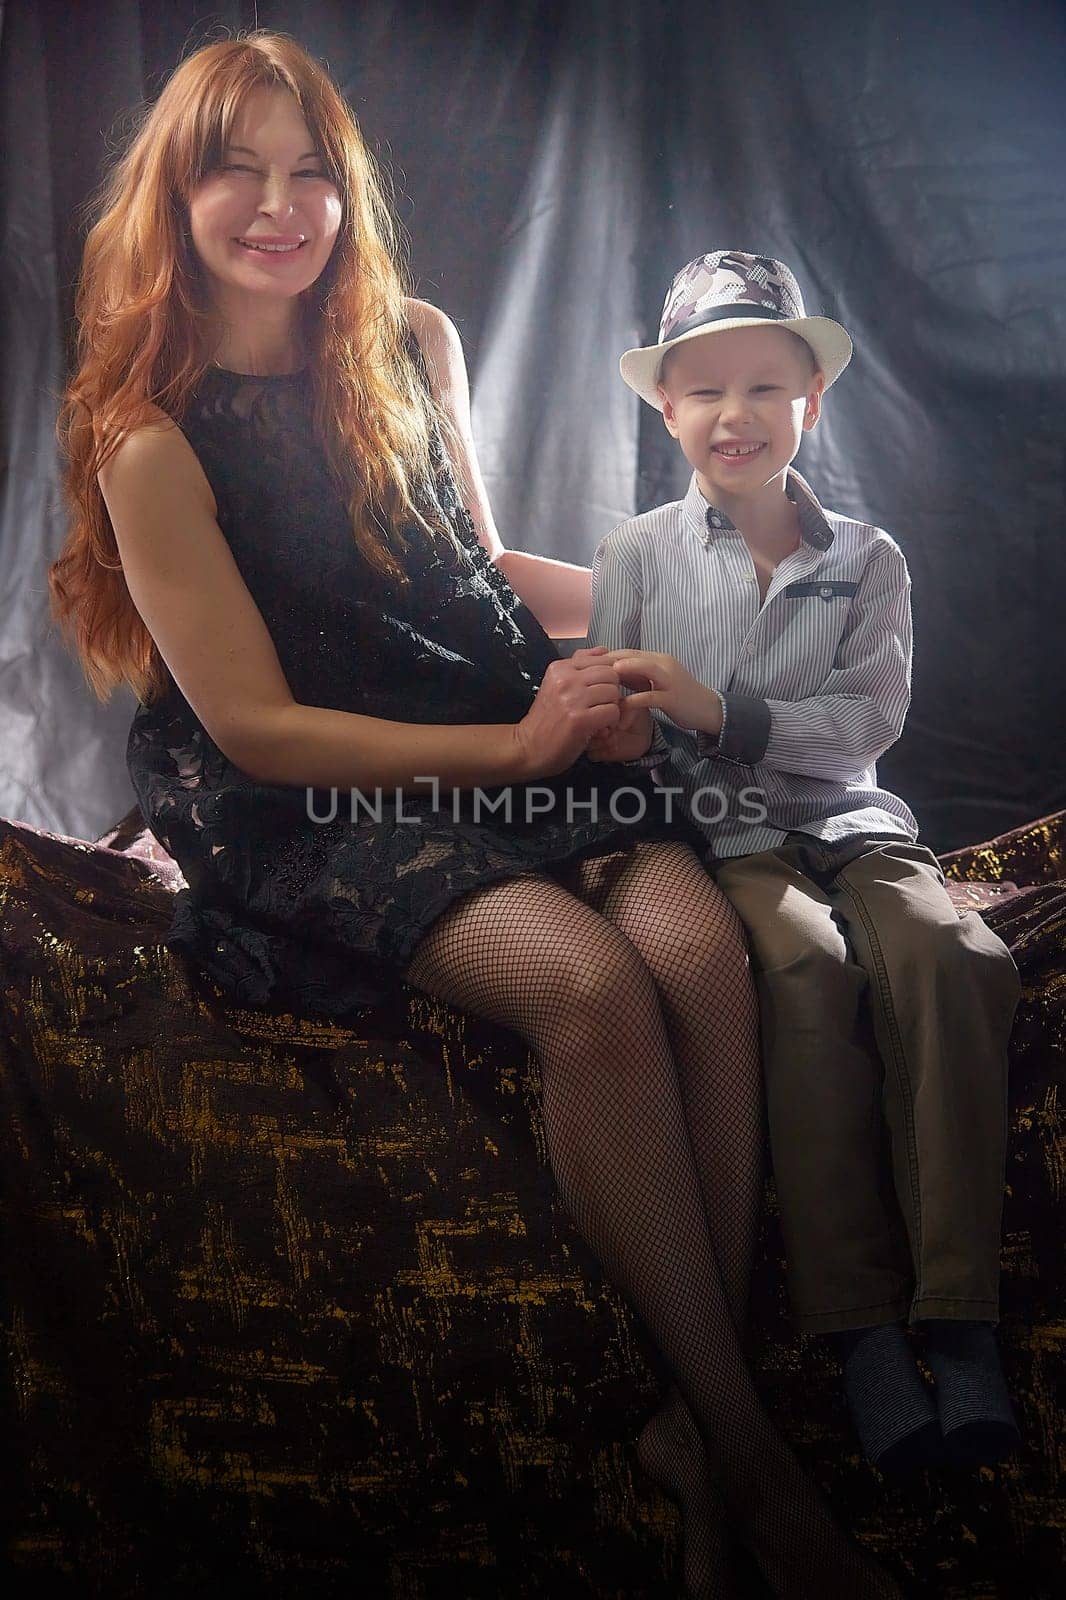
[1, 809, 1063, 1597]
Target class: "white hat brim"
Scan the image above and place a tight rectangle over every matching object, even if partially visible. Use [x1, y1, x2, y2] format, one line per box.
[620, 315, 854, 410]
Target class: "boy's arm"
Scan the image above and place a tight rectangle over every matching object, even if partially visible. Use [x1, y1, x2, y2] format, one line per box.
[588, 539, 673, 767]
[406, 297, 590, 639]
[700, 543, 912, 781]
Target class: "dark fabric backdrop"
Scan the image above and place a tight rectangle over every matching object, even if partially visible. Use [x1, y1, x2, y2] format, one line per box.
[2, 0, 1064, 852]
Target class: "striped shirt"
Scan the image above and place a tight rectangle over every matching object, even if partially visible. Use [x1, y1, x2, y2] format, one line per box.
[587, 466, 919, 858]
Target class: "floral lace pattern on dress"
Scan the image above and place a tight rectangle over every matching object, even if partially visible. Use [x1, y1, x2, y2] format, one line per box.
[126, 360, 692, 1015]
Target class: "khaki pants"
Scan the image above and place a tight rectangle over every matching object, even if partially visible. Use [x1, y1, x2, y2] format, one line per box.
[713, 835, 1021, 1334]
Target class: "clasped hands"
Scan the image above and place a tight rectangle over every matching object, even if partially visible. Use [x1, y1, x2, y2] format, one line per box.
[520, 645, 723, 772]
[586, 645, 724, 762]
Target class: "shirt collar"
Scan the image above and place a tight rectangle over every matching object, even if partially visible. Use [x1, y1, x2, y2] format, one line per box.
[682, 466, 835, 552]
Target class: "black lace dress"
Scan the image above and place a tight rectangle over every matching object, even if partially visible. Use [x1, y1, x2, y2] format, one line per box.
[126, 363, 692, 1017]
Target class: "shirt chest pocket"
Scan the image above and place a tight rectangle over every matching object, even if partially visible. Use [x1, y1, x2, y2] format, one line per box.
[765, 579, 860, 687]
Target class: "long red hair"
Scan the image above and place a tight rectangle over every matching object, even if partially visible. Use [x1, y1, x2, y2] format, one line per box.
[49, 29, 449, 708]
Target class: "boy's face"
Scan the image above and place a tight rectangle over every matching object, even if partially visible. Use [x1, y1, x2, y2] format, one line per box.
[657, 325, 824, 499]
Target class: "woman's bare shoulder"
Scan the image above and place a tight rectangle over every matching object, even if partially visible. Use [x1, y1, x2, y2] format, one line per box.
[405, 296, 463, 355]
[99, 402, 216, 517]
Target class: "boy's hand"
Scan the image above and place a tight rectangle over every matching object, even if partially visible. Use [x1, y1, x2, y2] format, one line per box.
[600, 650, 724, 736]
[586, 695, 655, 762]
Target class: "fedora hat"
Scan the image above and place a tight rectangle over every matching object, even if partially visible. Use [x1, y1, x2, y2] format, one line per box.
[620, 249, 853, 410]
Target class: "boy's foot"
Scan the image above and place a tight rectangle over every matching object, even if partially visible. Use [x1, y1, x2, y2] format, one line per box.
[830, 1321, 943, 1475]
[922, 1319, 1022, 1466]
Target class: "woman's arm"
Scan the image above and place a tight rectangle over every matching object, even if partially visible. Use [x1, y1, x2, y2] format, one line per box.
[405, 297, 592, 638]
[99, 418, 620, 793]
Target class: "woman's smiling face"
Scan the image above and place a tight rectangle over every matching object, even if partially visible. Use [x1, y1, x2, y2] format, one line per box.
[187, 85, 343, 309]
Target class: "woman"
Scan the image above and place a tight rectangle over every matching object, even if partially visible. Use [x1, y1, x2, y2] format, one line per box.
[48, 30, 900, 1599]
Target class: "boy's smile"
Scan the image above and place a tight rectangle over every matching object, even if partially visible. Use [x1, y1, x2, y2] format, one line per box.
[710, 440, 767, 467]
[657, 325, 825, 527]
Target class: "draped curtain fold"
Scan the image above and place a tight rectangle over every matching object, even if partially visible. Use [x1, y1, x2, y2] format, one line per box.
[2, 0, 1064, 849]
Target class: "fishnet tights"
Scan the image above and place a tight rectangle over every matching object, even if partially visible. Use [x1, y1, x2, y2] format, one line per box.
[406, 840, 900, 1599]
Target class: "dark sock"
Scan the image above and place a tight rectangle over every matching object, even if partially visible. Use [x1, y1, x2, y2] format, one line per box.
[923, 1319, 1021, 1465]
[829, 1322, 940, 1474]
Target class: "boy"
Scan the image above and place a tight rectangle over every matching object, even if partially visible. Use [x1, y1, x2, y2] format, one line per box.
[587, 249, 1022, 1474]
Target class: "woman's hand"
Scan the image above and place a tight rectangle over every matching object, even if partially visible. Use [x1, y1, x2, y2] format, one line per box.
[511, 646, 622, 778]
[586, 696, 655, 763]
[600, 650, 724, 737]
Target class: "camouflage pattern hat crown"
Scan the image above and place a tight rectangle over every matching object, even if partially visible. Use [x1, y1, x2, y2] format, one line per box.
[620, 249, 853, 410]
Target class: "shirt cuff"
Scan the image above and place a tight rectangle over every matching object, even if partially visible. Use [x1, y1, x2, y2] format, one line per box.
[624, 720, 672, 769]
[696, 692, 771, 765]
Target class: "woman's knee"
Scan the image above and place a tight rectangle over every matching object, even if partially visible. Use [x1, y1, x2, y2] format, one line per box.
[643, 897, 753, 995]
[405, 881, 661, 1047]
[608, 842, 752, 970]
[551, 921, 661, 1025]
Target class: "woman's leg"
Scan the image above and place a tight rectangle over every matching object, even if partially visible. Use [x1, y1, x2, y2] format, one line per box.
[555, 839, 763, 1334]
[406, 867, 902, 1599]
[553, 839, 763, 1594]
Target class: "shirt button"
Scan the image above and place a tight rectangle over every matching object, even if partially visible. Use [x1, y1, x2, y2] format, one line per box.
[819, 585, 834, 598]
